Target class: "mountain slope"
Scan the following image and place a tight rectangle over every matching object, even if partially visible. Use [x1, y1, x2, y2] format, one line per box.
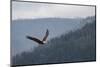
[11, 18, 83, 56]
[12, 17, 96, 66]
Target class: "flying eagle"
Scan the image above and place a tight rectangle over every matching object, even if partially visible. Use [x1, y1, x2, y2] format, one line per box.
[26, 29, 49, 45]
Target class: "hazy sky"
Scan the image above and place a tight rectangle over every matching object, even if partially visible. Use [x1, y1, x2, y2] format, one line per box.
[12, 1, 95, 20]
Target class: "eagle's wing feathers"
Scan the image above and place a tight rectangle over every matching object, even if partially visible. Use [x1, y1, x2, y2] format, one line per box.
[42, 29, 49, 41]
[26, 36, 42, 44]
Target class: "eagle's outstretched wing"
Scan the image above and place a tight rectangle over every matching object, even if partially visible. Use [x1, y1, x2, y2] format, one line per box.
[26, 36, 43, 44]
[42, 29, 49, 41]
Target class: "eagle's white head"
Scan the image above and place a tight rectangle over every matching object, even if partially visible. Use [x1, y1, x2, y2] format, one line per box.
[43, 41, 47, 44]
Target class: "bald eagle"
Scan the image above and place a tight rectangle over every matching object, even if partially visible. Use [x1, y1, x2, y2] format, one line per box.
[26, 29, 49, 45]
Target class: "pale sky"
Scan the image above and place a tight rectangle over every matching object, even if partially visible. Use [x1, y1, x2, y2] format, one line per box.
[12, 1, 95, 20]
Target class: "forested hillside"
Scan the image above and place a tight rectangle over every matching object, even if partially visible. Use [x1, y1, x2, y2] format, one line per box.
[12, 17, 96, 66]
